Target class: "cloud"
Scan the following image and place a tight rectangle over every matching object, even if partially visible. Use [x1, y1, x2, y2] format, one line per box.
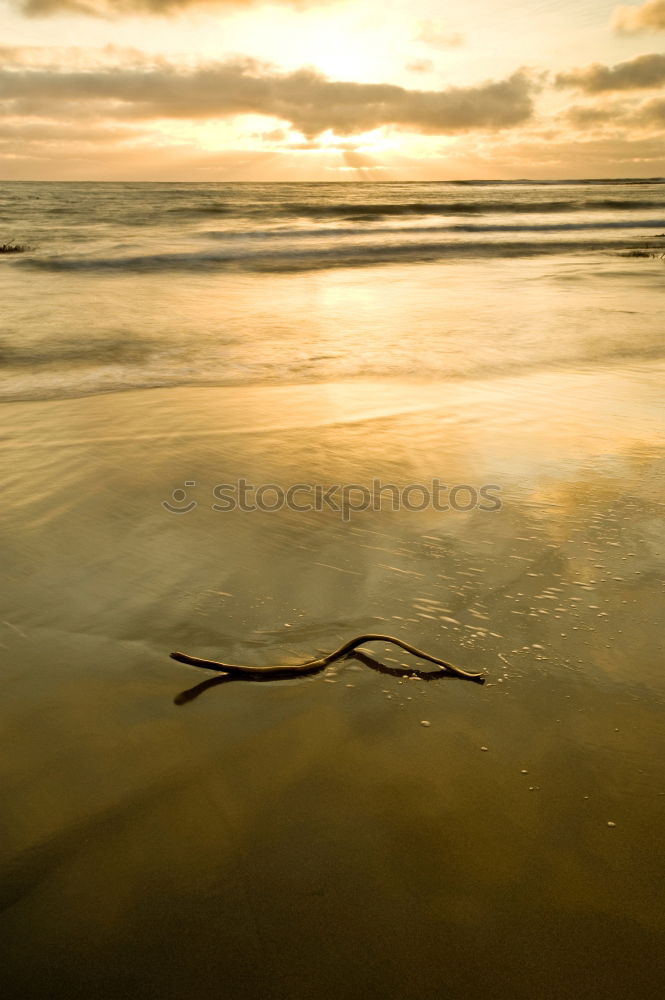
[560, 94, 665, 133]
[0, 54, 538, 137]
[416, 20, 465, 49]
[562, 105, 628, 128]
[13, 0, 305, 16]
[612, 1, 665, 34]
[406, 59, 435, 74]
[0, 43, 168, 68]
[0, 143, 287, 181]
[632, 96, 665, 124]
[555, 52, 665, 92]
[0, 121, 138, 142]
[466, 134, 665, 175]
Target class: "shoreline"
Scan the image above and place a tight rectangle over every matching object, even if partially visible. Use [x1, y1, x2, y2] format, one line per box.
[3, 350, 665, 408]
[0, 345, 664, 406]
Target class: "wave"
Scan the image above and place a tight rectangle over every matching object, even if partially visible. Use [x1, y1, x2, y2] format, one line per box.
[2, 336, 664, 405]
[280, 199, 664, 218]
[169, 203, 233, 216]
[171, 198, 665, 221]
[18, 236, 665, 275]
[0, 337, 153, 368]
[202, 219, 665, 241]
[444, 178, 665, 186]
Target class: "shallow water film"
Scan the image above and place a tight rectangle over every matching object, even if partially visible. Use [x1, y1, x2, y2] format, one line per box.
[1, 182, 664, 1000]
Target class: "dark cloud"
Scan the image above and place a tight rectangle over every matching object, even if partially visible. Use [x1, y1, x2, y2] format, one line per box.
[561, 96, 665, 131]
[0, 55, 537, 137]
[562, 105, 627, 128]
[632, 96, 665, 123]
[612, 1, 665, 34]
[555, 52, 665, 92]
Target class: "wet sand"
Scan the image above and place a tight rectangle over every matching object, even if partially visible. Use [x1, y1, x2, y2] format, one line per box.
[2, 366, 665, 999]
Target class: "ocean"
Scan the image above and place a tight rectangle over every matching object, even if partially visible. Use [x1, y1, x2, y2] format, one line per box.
[1, 179, 664, 401]
[2, 180, 665, 1000]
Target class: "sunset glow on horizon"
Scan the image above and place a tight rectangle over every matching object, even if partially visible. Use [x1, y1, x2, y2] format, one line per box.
[2, 0, 665, 180]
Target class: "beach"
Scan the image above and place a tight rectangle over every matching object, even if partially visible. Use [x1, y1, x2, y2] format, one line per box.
[3, 365, 665, 999]
[1, 182, 665, 998]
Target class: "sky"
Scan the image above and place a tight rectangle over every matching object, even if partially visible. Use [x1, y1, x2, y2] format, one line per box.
[1, 0, 665, 179]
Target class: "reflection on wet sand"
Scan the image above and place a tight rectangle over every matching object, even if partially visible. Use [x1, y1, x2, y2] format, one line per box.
[174, 647, 472, 705]
[1, 364, 664, 1000]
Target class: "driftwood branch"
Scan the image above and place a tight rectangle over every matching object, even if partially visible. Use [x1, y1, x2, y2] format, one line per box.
[171, 633, 485, 684]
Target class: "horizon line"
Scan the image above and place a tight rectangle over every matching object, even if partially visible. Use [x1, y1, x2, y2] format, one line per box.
[3, 176, 665, 185]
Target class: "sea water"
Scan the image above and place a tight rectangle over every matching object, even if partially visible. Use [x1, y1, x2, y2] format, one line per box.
[1, 179, 664, 401]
